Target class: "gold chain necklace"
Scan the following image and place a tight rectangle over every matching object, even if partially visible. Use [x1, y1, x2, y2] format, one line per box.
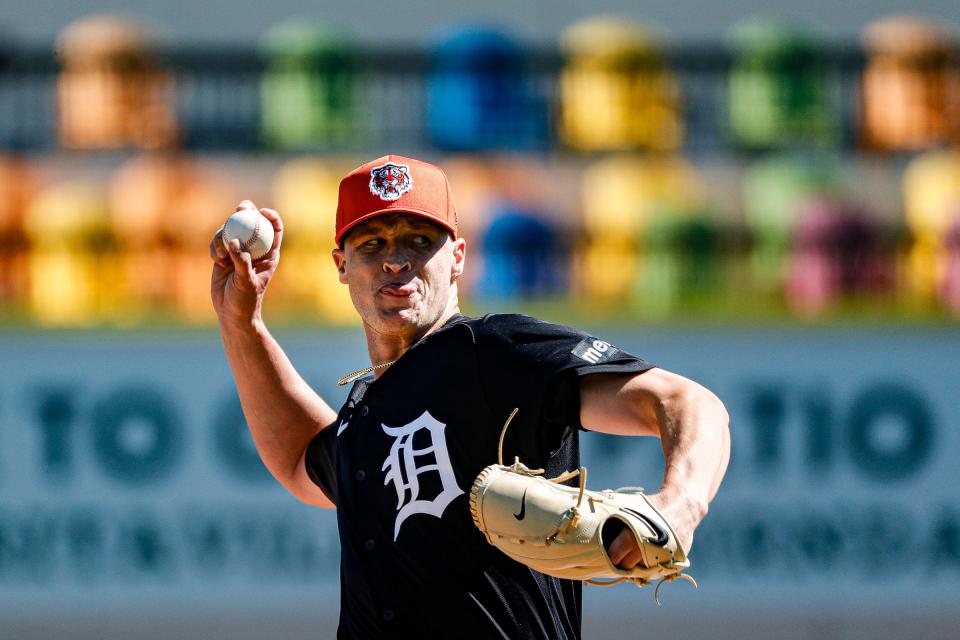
[336, 359, 398, 387]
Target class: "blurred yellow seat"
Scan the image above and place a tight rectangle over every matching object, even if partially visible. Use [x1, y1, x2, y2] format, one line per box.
[581, 154, 701, 236]
[271, 157, 357, 324]
[24, 181, 117, 325]
[902, 150, 960, 300]
[577, 155, 704, 310]
[559, 17, 682, 151]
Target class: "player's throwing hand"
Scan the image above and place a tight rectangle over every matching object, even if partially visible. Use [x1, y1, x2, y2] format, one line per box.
[210, 200, 284, 325]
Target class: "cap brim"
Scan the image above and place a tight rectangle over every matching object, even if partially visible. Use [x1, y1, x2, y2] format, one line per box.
[336, 207, 458, 247]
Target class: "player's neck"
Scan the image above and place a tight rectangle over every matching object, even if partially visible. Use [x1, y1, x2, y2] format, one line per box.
[365, 299, 461, 376]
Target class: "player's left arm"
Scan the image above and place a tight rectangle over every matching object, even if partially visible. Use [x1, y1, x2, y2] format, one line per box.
[579, 367, 730, 568]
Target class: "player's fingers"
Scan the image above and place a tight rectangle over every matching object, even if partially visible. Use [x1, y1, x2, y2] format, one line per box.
[616, 546, 645, 570]
[607, 528, 635, 565]
[235, 199, 256, 212]
[226, 238, 256, 285]
[210, 226, 229, 264]
[259, 207, 283, 252]
[610, 528, 648, 568]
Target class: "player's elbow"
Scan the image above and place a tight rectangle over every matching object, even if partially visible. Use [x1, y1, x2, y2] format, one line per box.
[288, 483, 336, 510]
[661, 374, 729, 433]
[701, 384, 729, 430]
[693, 381, 730, 436]
[280, 470, 336, 509]
[276, 451, 337, 509]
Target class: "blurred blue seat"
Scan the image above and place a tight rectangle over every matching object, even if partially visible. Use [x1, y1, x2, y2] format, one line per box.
[476, 206, 563, 299]
[427, 26, 544, 150]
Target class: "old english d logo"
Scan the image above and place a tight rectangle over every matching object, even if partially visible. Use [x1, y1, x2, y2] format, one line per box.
[381, 411, 464, 540]
[620, 507, 669, 546]
[513, 488, 528, 520]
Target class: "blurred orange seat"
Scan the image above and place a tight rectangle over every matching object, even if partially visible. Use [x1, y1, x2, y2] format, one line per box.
[860, 16, 960, 151]
[110, 153, 236, 324]
[0, 157, 35, 311]
[57, 15, 177, 150]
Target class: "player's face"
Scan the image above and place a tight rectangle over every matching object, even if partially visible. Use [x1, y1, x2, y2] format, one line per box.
[332, 214, 465, 340]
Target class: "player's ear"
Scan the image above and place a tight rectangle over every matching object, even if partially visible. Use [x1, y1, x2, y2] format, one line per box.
[332, 248, 348, 284]
[451, 237, 466, 280]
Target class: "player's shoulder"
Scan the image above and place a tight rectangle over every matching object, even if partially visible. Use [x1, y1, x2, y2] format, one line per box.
[467, 313, 589, 343]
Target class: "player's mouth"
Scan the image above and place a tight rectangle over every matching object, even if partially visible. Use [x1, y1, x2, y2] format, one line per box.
[379, 283, 419, 297]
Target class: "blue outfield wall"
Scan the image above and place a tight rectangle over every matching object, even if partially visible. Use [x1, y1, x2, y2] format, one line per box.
[0, 325, 958, 624]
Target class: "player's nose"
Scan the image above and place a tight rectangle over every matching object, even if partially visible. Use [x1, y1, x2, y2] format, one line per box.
[382, 250, 412, 273]
[382, 260, 412, 273]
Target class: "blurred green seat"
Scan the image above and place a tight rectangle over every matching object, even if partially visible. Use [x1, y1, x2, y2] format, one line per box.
[741, 155, 841, 294]
[261, 22, 360, 149]
[636, 209, 722, 318]
[728, 19, 835, 150]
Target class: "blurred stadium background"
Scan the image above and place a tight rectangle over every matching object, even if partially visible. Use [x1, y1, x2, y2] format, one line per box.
[1, 2, 958, 639]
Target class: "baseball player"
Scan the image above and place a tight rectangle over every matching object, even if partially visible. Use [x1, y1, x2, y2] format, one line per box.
[210, 155, 730, 639]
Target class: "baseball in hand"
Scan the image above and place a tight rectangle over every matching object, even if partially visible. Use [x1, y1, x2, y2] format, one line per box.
[221, 208, 275, 261]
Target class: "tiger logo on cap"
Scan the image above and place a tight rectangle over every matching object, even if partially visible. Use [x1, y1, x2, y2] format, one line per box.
[369, 162, 413, 202]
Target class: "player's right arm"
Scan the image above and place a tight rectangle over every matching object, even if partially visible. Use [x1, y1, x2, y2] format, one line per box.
[211, 201, 337, 509]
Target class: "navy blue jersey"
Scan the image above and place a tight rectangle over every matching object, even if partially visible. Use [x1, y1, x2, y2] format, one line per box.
[305, 314, 653, 639]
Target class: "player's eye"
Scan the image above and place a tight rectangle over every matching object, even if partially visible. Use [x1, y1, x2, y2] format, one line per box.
[358, 238, 384, 251]
[411, 235, 432, 247]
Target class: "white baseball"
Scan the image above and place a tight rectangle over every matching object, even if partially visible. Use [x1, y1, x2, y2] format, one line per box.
[222, 208, 275, 261]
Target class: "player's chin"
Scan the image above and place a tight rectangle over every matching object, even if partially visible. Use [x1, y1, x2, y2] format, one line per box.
[372, 301, 425, 325]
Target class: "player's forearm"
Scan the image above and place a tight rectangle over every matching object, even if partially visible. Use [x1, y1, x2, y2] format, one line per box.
[218, 316, 338, 487]
[655, 380, 730, 517]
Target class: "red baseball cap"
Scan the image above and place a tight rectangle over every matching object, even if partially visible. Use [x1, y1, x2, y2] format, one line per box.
[335, 154, 458, 247]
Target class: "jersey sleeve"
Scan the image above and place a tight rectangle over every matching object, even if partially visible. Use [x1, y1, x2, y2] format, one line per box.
[304, 423, 338, 506]
[473, 314, 654, 462]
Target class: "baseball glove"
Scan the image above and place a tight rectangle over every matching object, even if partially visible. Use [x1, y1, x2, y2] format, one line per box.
[469, 410, 696, 604]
